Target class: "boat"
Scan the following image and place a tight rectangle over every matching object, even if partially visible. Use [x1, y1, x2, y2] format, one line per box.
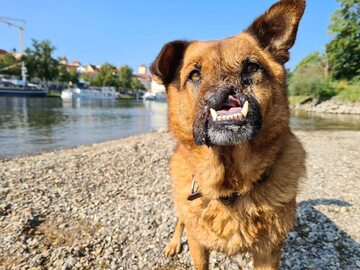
[143, 91, 166, 102]
[0, 77, 47, 97]
[61, 83, 119, 100]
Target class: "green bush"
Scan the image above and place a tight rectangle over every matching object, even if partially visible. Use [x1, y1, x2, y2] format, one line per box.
[288, 52, 328, 97]
[337, 82, 360, 102]
[314, 81, 337, 101]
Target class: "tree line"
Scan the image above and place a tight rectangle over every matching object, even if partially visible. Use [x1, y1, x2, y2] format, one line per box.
[288, 0, 359, 102]
[0, 40, 145, 90]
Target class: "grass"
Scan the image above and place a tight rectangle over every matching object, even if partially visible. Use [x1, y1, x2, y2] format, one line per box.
[288, 95, 312, 105]
[47, 91, 61, 98]
[117, 93, 137, 100]
[336, 84, 360, 103]
[289, 81, 360, 104]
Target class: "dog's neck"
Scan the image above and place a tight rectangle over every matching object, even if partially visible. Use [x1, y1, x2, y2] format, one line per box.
[181, 130, 288, 197]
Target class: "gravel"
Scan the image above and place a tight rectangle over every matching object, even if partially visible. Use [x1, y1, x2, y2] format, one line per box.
[0, 130, 359, 269]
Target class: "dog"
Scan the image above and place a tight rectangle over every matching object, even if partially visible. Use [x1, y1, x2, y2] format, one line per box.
[150, 0, 306, 269]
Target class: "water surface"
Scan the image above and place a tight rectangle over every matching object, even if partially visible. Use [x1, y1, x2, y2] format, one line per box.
[0, 97, 167, 159]
[0, 97, 359, 159]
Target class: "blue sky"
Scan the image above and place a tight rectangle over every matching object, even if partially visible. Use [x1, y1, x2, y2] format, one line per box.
[1, 0, 339, 72]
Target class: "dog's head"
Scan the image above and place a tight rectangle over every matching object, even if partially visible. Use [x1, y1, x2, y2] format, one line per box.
[150, 0, 305, 146]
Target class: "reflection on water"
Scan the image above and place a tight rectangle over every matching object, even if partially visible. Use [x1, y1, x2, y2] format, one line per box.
[0, 97, 168, 159]
[0, 97, 359, 159]
[291, 110, 360, 131]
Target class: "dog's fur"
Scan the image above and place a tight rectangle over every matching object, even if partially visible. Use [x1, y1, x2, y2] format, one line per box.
[150, 1, 306, 269]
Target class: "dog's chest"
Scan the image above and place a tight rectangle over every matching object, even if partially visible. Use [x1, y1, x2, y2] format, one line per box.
[182, 198, 270, 254]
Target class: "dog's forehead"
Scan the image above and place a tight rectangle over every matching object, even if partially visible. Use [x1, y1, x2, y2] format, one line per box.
[183, 33, 261, 68]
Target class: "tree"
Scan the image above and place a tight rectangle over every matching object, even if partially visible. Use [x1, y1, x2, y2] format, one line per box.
[130, 77, 145, 90]
[0, 54, 21, 76]
[24, 39, 59, 82]
[80, 72, 92, 83]
[68, 69, 79, 84]
[326, 0, 360, 80]
[117, 65, 133, 89]
[288, 52, 336, 100]
[90, 63, 117, 87]
[57, 64, 70, 82]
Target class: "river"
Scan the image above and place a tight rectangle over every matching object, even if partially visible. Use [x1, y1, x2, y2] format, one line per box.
[1, 97, 359, 159]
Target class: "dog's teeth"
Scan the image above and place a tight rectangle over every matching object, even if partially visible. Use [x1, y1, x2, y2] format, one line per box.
[241, 100, 249, 118]
[210, 108, 217, 121]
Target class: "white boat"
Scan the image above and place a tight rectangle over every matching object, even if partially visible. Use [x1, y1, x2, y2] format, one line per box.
[61, 84, 119, 100]
[0, 63, 48, 97]
[143, 91, 166, 102]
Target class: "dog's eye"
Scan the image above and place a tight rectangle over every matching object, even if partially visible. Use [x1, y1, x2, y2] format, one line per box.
[244, 63, 260, 73]
[188, 70, 201, 82]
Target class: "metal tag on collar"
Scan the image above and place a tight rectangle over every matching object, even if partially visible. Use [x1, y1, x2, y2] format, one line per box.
[187, 176, 203, 201]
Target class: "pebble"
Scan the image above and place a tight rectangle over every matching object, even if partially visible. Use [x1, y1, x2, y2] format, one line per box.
[0, 131, 359, 269]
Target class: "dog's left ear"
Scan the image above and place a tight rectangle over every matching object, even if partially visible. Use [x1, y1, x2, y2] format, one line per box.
[246, 0, 306, 64]
[150, 40, 190, 86]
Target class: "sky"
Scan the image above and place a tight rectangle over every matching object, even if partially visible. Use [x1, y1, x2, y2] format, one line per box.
[0, 0, 339, 72]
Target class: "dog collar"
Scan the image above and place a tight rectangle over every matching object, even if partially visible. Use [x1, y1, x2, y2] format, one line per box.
[187, 166, 272, 205]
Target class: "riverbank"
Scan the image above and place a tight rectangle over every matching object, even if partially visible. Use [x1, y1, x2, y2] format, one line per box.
[290, 96, 360, 115]
[1, 131, 359, 269]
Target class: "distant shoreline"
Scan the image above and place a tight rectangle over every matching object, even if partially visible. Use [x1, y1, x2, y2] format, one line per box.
[290, 97, 360, 115]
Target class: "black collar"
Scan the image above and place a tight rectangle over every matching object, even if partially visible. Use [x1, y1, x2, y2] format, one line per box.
[187, 166, 272, 206]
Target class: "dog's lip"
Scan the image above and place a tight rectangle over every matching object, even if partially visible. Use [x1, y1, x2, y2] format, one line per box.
[209, 95, 249, 123]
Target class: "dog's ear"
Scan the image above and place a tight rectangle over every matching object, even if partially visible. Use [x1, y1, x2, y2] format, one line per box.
[246, 0, 306, 64]
[150, 40, 190, 85]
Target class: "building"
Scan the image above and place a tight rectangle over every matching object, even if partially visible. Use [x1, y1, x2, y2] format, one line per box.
[134, 64, 152, 91]
[0, 49, 8, 56]
[59, 56, 68, 65]
[67, 60, 85, 73]
[0, 49, 21, 60]
[84, 64, 98, 74]
[151, 80, 165, 94]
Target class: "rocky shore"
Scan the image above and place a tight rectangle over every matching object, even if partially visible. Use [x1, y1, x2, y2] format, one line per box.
[1, 131, 359, 270]
[291, 97, 360, 115]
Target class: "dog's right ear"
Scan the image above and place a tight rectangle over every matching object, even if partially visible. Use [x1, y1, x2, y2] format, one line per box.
[150, 40, 190, 85]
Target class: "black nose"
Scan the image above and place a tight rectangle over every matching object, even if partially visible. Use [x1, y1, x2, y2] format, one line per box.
[207, 87, 235, 110]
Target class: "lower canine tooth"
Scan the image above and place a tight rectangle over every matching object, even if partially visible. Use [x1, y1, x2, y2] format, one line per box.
[241, 100, 249, 117]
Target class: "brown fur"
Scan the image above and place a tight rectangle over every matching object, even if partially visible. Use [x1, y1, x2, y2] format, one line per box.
[150, 1, 306, 269]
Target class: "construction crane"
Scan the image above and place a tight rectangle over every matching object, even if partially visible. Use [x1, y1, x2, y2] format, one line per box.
[0, 16, 25, 54]
[0, 16, 27, 82]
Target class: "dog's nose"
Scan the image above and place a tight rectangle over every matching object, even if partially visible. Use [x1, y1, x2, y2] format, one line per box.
[207, 87, 235, 110]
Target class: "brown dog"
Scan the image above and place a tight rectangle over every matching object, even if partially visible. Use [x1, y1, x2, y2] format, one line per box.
[150, 0, 306, 269]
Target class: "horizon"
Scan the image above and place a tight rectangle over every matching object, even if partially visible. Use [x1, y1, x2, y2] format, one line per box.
[1, 0, 339, 72]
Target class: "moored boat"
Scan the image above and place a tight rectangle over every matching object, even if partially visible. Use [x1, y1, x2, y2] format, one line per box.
[61, 83, 118, 100]
[143, 91, 166, 102]
[0, 77, 47, 97]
